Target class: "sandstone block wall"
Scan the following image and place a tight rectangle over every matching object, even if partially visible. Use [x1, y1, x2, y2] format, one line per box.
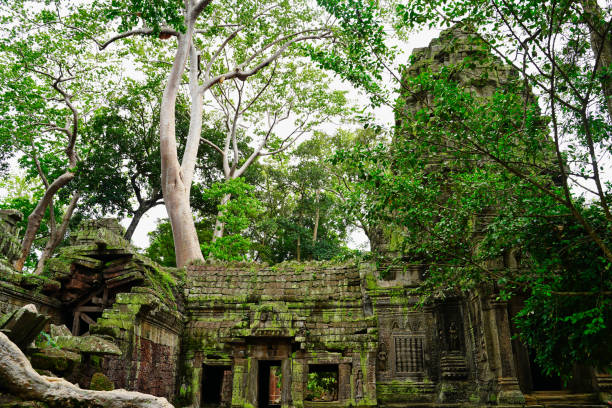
[181, 261, 377, 408]
[94, 289, 184, 401]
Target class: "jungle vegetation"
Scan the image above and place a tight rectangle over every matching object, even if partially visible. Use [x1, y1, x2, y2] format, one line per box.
[0, 0, 611, 380]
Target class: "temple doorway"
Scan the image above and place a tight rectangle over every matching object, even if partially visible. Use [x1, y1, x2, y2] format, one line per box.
[257, 360, 282, 408]
[529, 351, 562, 391]
[201, 364, 232, 407]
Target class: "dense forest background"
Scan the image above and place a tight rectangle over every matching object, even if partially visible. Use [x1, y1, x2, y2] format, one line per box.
[1, 0, 611, 381]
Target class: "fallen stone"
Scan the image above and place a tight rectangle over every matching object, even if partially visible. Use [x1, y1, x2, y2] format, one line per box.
[48, 324, 71, 338]
[54, 335, 121, 356]
[30, 347, 81, 375]
[0, 304, 48, 349]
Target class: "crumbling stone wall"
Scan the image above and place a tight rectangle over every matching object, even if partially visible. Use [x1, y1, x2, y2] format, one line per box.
[95, 290, 184, 400]
[0, 215, 185, 403]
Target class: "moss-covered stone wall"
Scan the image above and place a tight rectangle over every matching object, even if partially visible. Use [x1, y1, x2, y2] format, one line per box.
[181, 261, 378, 408]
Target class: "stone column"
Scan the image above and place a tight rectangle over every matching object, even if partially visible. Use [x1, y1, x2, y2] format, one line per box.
[489, 297, 524, 405]
[231, 349, 249, 408]
[290, 356, 305, 407]
[281, 358, 292, 408]
[246, 358, 258, 407]
[338, 363, 351, 402]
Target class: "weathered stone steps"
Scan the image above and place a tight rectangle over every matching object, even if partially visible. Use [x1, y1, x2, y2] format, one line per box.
[524, 391, 606, 407]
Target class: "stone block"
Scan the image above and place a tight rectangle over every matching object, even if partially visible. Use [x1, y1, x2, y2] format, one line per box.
[0, 304, 48, 349]
[30, 347, 81, 375]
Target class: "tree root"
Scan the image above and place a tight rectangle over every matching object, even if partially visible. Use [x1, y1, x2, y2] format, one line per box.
[0, 331, 174, 408]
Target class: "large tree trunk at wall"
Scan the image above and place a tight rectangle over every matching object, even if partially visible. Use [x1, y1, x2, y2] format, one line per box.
[14, 171, 75, 272]
[211, 193, 231, 242]
[181, 45, 204, 199]
[364, 225, 386, 254]
[34, 192, 80, 275]
[160, 29, 204, 268]
[582, 0, 612, 120]
[0, 332, 173, 408]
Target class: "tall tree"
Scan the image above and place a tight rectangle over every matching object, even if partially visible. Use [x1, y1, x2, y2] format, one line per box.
[248, 133, 355, 264]
[98, 0, 387, 266]
[0, 1, 109, 272]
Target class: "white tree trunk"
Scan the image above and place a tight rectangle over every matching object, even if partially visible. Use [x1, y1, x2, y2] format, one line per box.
[34, 192, 80, 275]
[0, 331, 173, 408]
[181, 44, 205, 199]
[160, 29, 204, 267]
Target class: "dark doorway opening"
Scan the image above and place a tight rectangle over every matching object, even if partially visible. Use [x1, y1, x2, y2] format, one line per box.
[202, 364, 232, 406]
[258, 360, 281, 408]
[529, 351, 562, 391]
[305, 364, 339, 402]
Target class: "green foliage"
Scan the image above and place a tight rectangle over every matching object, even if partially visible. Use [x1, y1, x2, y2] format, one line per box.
[201, 178, 263, 261]
[100, 0, 186, 35]
[306, 370, 338, 401]
[251, 132, 357, 264]
[513, 206, 612, 378]
[306, 0, 392, 104]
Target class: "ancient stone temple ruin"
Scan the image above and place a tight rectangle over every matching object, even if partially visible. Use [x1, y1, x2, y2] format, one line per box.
[0, 28, 611, 408]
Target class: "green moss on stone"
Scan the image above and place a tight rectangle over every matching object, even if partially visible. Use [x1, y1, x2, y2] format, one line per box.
[89, 372, 114, 391]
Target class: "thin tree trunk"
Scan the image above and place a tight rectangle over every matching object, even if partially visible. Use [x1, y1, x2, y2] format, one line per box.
[124, 200, 163, 242]
[160, 27, 204, 267]
[296, 232, 301, 262]
[181, 44, 205, 199]
[14, 171, 75, 271]
[124, 208, 145, 242]
[582, 0, 612, 120]
[34, 192, 80, 275]
[211, 193, 232, 242]
[312, 190, 320, 243]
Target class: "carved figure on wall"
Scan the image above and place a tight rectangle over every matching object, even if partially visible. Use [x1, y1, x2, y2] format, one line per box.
[437, 327, 445, 351]
[363, 293, 373, 316]
[449, 321, 460, 351]
[377, 342, 388, 371]
[407, 318, 422, 332]
[479, 327, 488, 362]
[355, 370, 363, 401]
